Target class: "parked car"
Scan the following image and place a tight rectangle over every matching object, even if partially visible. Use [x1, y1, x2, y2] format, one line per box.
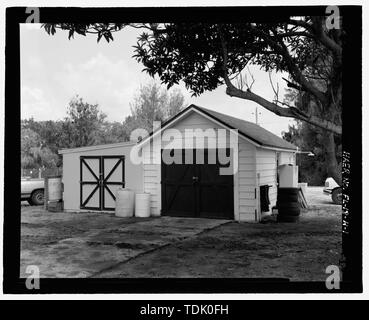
[323, 177, 342, 205]
[21, 177, 44, 205]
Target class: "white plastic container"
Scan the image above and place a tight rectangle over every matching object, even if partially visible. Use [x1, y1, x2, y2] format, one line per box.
[135, 193, 151, 218]
[278, 164, 298, 188]
[115, 188, 135, 217]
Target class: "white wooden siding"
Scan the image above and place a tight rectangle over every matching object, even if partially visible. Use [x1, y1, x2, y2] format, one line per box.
[162, 112, 229, 149]
[238, 139, 257, 222]
[142, 142, 161, 216]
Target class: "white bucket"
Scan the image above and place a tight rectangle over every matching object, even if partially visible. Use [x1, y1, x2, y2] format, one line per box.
[115, 188, 135, 217]
[135, 193, 151, 218]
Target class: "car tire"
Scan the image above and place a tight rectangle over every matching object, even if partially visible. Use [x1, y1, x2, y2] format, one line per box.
[30, 189, 44, 206]
[332, 187, 342, 205]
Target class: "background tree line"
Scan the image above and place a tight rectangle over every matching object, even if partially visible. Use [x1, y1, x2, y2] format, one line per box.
[21, 81, 185, 170]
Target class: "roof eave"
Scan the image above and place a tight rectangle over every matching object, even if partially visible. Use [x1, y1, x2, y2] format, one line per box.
[258, 144, 298, 152]
[58, 141, 136, 155]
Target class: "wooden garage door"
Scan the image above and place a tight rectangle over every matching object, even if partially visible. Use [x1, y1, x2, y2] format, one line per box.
[80, 156, 125, 211]
[161, 149, 234, 219]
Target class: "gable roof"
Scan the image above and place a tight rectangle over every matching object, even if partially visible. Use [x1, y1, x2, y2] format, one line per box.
[193, 105, 297, 151]
[139, 104, 297, 152]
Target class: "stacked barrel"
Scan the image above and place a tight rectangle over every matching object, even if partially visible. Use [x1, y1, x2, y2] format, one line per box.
[276, 187, 300, 222]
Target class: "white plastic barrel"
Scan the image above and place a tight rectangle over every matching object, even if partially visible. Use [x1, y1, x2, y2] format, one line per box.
[278, 164, 299, 188]
[48, 177, 63, 201]
[115, 188, 135, 217]
[135, 193, 151, 218]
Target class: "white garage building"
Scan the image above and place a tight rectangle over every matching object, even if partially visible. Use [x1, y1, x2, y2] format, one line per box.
[59, 104, 297, 222]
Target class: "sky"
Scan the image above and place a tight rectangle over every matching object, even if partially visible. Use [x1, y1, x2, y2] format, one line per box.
[20, 23, 296, 137]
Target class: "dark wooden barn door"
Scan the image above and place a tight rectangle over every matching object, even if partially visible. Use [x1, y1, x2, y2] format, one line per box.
[161, 149, 234, 219]
[197, 149, 234, 219]
[80, 156, 125, 211]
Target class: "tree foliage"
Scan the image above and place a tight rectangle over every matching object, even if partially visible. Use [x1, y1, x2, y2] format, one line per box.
[63, 96, 107, 148]
[132, 21, 342, 135]
[282, 87, 342, 184]
[41, 20, 343, 182]
[21, 127, 59, 169]
[282, 121, 341, 185]
[43, 19, 343, 135]
[123, 81, 185, 138]
[21, 83, 185, 169]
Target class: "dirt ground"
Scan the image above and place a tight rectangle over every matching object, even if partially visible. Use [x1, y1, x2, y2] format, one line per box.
[20, 187, 341, 280]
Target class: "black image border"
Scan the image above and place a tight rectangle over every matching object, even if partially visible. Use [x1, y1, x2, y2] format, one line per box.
[3, 5, 362, 293]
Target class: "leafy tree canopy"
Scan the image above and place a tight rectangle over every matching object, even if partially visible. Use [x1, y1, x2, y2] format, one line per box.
[282, 86, 342, 184]
[21, 83, 185, 168]
[43, 19, 343, 135]
[123, 81, 185, 137]
[41, 19, 344, 184]
[21, 127, 59, 169]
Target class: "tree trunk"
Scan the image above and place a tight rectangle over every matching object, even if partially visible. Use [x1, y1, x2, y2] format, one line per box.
[325, 132, 342, 186]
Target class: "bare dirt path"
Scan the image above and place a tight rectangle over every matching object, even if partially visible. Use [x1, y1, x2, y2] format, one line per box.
[21, 206, 228, 278]
[95, 187, 342, 280]
[21, 187, 341, 280]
